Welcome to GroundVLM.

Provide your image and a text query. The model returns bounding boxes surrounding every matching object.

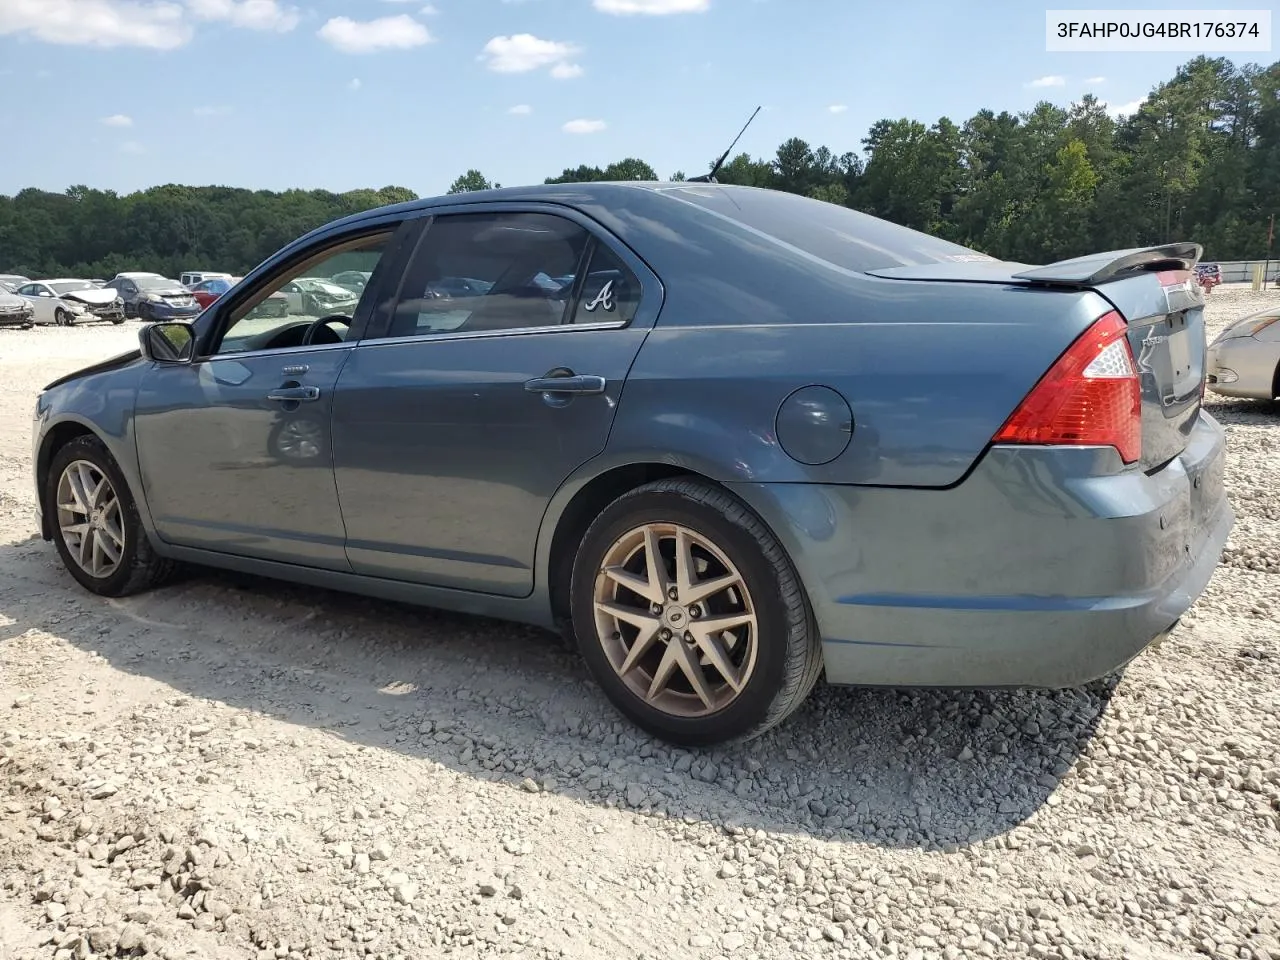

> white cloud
[1106,99,1144,118]
[508,104,533,115]
[827,104,847,114]
[0,0,192,49]
[594,0,708,12]
[187,0,298,31]
[480,33,580,74]
[1028,75,1065,88]
[563,118,606,134]
[419,2,437,11]
[318,14,431,52]
[101,113,133,127]
[348,77,362,90]
[1085,76,1106,84]
[550,61,583,79]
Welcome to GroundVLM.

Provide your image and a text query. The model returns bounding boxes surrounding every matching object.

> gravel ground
[1,288,1278,960]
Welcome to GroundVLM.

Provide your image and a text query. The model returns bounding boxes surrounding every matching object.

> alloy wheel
[56,459,125,579]
[592,522,758,718]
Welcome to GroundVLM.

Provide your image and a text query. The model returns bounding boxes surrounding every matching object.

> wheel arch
[541,460,797,630]
[35,419,101,540]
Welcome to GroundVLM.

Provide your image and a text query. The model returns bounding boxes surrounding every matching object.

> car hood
[43,349,143,391]
[0,292,28,309]
[60,288,119,305]
[139,287,191,298]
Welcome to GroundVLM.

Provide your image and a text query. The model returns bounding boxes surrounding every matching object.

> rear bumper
[729,412,1233,688]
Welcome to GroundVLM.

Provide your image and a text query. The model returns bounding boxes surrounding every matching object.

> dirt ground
[1,288,1278,960]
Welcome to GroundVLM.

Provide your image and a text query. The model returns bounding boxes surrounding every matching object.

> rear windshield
[656,186,996,272]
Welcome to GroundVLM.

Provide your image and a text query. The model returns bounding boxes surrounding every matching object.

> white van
[180,270,232,289]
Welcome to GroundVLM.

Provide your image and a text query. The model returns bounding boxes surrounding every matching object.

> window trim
[362,201,662,344]
[194,215,424,362]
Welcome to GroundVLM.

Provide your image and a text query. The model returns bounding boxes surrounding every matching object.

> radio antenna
[688,105,762,184]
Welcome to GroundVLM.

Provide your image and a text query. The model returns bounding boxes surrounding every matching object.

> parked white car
[15,279,126,326]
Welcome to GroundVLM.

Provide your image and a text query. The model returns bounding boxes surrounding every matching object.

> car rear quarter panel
[590,189,1111,488]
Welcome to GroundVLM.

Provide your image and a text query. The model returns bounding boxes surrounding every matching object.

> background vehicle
[191,276,289,315]
[104,273,202,320]
[330,270,373,294]
[1207,308,1280,400]
[30,184,1232,746]
[0,287,34,328]
[180,270,233,289]
[0,273,30,288]
[279,277,360,316]
[14,279,125,325]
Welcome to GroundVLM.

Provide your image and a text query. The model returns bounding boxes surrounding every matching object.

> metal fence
[1206,260,1280,284]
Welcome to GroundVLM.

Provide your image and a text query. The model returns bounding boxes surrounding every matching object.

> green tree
[447,170,498,194]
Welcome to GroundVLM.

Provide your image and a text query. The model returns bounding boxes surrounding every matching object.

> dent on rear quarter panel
[588,189,1112,487]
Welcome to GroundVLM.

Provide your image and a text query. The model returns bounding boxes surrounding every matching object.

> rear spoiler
[1011,243,1202,288]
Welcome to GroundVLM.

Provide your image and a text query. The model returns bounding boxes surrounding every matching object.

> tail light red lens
[993,310,1142,464]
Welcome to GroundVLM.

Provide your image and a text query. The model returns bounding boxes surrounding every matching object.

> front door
[133,227,402,570]
[332,208,659,596]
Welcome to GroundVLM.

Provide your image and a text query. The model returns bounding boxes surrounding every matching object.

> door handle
[523,374,607,395]
[267,385,320,402]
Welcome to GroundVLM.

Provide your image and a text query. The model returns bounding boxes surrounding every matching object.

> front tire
[55,308,74,327]
[570,478,822,746]
[46,435,175,597]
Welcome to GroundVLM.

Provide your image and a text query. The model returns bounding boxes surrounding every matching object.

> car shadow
[1204,396,1280,425]
[0,535,1116,851]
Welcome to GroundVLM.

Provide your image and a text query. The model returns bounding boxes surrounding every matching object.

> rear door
[332,204,662,596]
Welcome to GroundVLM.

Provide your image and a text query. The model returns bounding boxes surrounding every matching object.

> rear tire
[46,435,175,597]
[570,478,822,746]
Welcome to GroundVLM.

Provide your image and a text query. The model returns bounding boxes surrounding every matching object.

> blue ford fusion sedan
[31,183,1233,746]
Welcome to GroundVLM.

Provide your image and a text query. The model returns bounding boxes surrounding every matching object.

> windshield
[655,185,996,272]
[135,276,181,291]
[49,280,95,295]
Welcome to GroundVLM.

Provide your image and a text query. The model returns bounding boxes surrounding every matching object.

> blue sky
[0,0,1270,197]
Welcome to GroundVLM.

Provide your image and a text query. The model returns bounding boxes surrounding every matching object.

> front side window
[386,212,589,339]
[212,231,391,355]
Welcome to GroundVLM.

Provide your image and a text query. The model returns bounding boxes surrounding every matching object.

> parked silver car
[14,279,126,326]
[1207,308,1280,400]
[0,287,35,328]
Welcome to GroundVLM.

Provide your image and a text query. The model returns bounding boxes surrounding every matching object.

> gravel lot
[1,287,1278,960]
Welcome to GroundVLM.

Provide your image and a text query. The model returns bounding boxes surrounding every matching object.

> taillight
[993,310,1142,464]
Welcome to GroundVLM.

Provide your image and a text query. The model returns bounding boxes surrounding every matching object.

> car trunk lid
[867,243,1207,471]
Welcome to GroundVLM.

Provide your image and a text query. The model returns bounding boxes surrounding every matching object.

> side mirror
[139,321,196,364]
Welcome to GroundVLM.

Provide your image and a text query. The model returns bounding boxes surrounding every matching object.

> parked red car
[190,276,288,316]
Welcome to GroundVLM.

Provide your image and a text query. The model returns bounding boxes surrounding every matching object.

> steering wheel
[300,314,351,346]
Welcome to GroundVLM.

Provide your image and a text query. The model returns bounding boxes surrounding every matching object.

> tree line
[2,56,1277,280]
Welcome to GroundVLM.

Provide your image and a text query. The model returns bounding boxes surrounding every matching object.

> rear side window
[385,212,590,338]
[570,243,640,325]
[655,185,996,272]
